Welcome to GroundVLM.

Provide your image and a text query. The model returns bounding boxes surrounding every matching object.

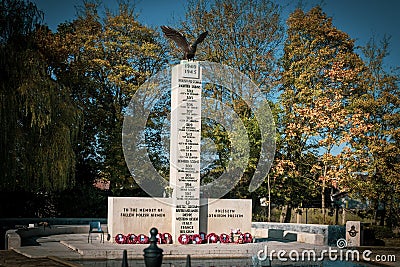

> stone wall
[4,225,95,249]
[252,222,345,245]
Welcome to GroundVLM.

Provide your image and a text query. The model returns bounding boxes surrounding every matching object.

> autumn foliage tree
[277,6,370,222]
[338,38,400,226]
[48,2,165,194]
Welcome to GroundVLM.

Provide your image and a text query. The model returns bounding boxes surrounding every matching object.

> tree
[339,37,400,227]
[179,0,283,94]
[49,1,165,194]
[277,6,370,222]
[169,0,284,203]
[0,0,80,193]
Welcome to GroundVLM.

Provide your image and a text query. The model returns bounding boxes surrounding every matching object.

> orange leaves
[327,59,357,83]
[310,163,322,174]
[278,6,399,218]
[278,5,378,198]
[274,159,296,176]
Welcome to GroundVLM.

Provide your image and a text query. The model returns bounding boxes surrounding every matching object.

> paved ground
[0,250,74,267]
[1,233,325,266]
[1,233,399,266]
[11,233,332,259]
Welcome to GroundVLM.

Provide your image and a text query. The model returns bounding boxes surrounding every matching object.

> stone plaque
[108,197,172,240]
[200,198,252,234]
[170,61,202,241]
[346,220,363,247]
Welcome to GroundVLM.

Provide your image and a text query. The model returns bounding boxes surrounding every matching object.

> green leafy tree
[0,0,80,193]
[179,0,283,94]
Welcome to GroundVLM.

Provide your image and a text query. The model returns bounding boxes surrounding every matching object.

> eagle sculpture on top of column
[161,26,208,60]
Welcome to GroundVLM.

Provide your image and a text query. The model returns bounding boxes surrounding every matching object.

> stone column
[170,60,202,242]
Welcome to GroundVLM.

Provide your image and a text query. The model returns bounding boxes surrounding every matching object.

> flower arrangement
[114,232,253,245]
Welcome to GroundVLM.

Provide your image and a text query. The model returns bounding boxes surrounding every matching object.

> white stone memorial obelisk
[170,60,202,242]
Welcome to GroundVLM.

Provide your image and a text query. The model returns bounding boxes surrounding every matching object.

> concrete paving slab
[13,241,83,260]
[0,250,80,267]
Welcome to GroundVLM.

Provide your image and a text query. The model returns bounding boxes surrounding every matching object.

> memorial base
[108,197,251,243]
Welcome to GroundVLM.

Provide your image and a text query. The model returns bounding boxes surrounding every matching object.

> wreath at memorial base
[178,234,190,244]
[206,233,219,243]
[114,231,251,245]
[219,233,231,243]
[236,234,244,244]
[191,234,203,244]
[156,233,163,244]
[242,233,253,243]
[115,234,126,244]
[199,232,207,244]
[137,234,149,244]
[162,233,173,244]
[126,233,137,244]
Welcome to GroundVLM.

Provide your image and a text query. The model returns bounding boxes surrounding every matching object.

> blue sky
[32,0,399,70]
